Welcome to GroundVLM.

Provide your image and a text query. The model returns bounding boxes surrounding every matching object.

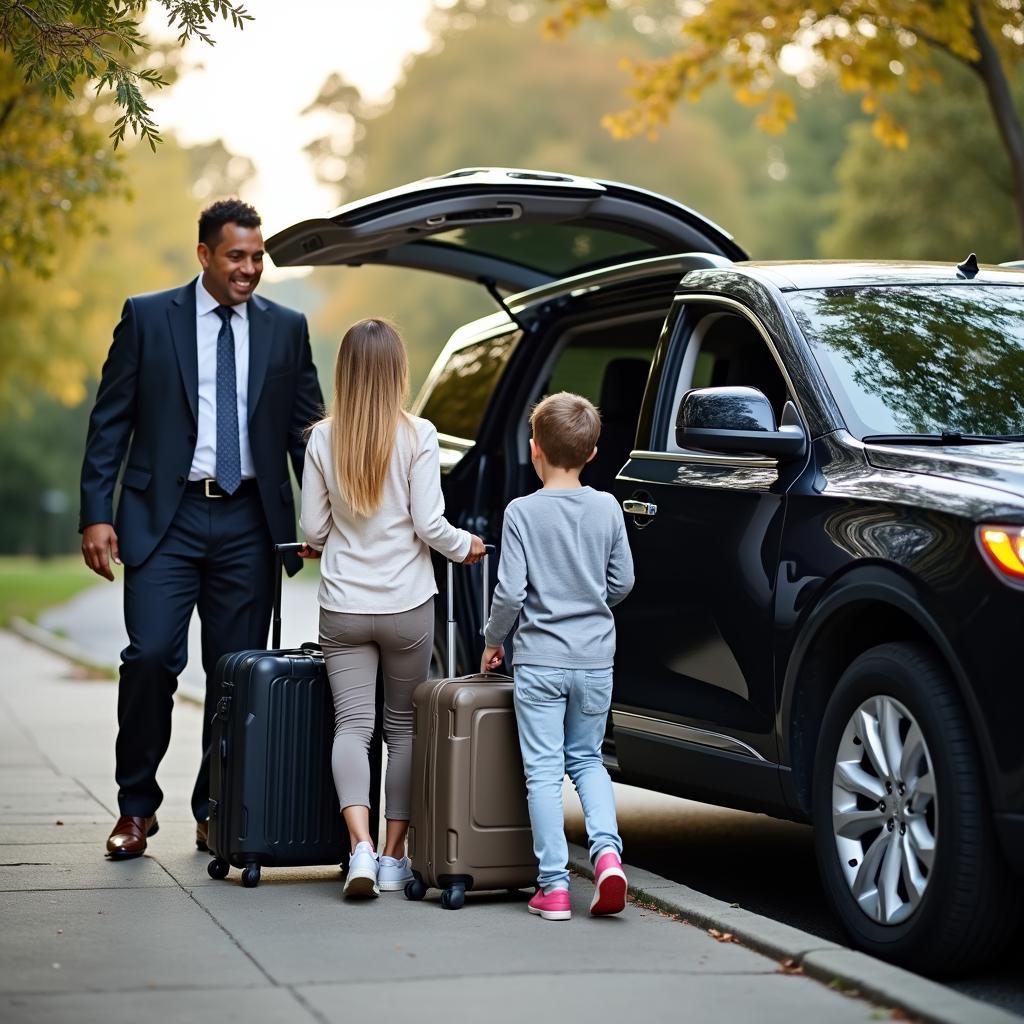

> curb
[6,620,205,705]
[567,843,1019,1024]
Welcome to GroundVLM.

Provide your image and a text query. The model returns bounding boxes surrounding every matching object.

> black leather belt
[185,478,259,498]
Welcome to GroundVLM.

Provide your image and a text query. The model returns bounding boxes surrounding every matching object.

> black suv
[270,169,1024,974]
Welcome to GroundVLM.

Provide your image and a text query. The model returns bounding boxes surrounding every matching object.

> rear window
[423,224,658,277]
[418,330,521,441]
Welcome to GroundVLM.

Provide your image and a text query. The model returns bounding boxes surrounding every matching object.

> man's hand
[481,645,504,673]
[462,535,486,565]
[81,523,121,581]
[297,543,322,559]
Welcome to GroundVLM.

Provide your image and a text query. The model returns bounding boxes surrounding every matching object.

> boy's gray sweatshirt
[483,487,635,669]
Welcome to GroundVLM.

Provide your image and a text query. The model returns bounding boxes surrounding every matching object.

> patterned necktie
[214,305,242,495]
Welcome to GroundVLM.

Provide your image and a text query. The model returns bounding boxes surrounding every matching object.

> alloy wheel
[832,695,938,926]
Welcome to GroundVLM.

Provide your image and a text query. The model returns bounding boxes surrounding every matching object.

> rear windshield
[788,285,1024,438]
[418,330,521,441]
[423,224,658,277]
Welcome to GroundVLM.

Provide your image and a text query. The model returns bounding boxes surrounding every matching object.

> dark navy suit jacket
[79,279,323,575]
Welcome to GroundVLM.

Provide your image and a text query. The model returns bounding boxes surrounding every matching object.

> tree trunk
[968,3,1024,252]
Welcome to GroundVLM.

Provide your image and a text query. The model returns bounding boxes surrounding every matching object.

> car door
[610,296,806,813]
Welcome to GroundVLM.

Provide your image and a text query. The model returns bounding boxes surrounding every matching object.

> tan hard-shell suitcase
[404,552,536,908]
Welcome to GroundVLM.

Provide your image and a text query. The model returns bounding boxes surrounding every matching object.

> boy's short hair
[530,391,602,470]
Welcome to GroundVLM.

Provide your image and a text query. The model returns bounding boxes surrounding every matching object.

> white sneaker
[377,855,414,892]
[343,841,379,898]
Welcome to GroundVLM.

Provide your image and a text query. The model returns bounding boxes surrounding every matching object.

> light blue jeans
[514,664,623,891]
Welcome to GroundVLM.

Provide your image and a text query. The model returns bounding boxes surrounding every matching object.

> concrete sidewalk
[0,630,894,1024]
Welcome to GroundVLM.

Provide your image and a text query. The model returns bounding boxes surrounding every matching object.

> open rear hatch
[266,167,747,293]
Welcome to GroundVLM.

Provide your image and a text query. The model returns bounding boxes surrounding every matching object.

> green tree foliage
[0,135,253,408]
[302,3,863,389]
[0,57,123,277]
[821,57,1024,262]
[0,0,250,148]
[0,1,250,283]
[0,135,255,553]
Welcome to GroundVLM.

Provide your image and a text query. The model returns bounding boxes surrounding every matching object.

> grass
[0,555,98,628]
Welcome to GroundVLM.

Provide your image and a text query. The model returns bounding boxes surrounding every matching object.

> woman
[299,318,484,898]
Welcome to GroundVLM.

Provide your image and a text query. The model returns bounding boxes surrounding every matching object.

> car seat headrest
[598,357,650,420]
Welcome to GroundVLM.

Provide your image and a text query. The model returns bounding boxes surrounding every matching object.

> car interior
[511,310,663,497]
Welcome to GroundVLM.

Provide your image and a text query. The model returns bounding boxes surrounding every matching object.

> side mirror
[676,386,807,460]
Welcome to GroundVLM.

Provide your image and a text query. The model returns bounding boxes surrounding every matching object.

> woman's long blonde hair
[327,317,409,517]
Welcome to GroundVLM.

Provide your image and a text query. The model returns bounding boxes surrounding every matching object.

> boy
[481,391,635,921]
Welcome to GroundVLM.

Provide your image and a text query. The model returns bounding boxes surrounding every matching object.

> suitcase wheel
[207,857,230,880]
[241,864,261,888]
[404,877,427,901]
[440,884,465,910]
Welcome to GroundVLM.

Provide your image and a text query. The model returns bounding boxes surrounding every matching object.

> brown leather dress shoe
[196,820,209,852]
[106,815,158,859]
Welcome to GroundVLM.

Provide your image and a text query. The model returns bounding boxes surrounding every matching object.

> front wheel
[812,641,1021,975]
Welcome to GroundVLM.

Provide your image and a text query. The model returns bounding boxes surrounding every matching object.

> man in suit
[80,199,323,859]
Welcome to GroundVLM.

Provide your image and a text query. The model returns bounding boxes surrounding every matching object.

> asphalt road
[566,783,1024,1017]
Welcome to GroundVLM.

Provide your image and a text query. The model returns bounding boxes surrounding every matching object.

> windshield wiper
[863,432,1024,446]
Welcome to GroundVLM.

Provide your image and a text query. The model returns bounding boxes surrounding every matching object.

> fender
[777,565,998,806]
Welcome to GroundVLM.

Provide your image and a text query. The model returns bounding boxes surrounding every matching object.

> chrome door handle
[623,499,657,517]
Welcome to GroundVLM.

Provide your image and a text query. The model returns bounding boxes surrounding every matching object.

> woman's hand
[462,535,486,565]
[481,645,504,673]
[297,543,322,559]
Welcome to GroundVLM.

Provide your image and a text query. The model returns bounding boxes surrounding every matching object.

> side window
[417,330,521,441]
[662,308,789,452]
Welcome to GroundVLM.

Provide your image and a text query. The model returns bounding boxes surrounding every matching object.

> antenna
[956,253,980,279]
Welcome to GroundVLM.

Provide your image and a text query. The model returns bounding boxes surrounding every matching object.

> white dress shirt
[189,276,256,481]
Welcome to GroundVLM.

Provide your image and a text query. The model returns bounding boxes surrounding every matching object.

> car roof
[728,260,1024,291]
[436,255,1024,353]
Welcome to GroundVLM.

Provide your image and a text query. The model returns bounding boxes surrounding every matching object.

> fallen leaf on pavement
[708,928,738,943]
[778,959,803,975]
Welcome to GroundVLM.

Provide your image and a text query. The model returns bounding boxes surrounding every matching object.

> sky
[145,0,444,264]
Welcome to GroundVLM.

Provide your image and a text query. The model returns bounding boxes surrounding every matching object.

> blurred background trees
[546,1,1024,246]
[2,0,1022,555]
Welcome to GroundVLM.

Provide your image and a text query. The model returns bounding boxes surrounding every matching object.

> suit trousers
[116,487,274,819]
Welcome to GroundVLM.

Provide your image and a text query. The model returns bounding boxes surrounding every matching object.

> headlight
[977,525,1024,583]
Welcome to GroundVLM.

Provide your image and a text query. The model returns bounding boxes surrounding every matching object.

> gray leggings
[319,599,433,821]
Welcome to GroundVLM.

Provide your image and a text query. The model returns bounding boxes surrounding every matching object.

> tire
[241,864,261,889]
[812,641,1022,976]
[207,857,229,880]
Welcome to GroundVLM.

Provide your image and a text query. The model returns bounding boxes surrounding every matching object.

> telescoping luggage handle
[273,542,308,650]
[446,544,495,679]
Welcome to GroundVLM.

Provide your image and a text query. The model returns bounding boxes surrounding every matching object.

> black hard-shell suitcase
[206,542,380,888]
[405,551,536,909]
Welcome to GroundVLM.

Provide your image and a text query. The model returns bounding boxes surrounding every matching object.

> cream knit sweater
[300,415,472,614]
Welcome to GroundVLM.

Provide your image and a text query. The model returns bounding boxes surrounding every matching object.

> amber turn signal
[977,525,1024,581]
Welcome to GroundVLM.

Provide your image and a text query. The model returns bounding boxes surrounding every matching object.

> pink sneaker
[590,850,627,916]
[528,887,571,921]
